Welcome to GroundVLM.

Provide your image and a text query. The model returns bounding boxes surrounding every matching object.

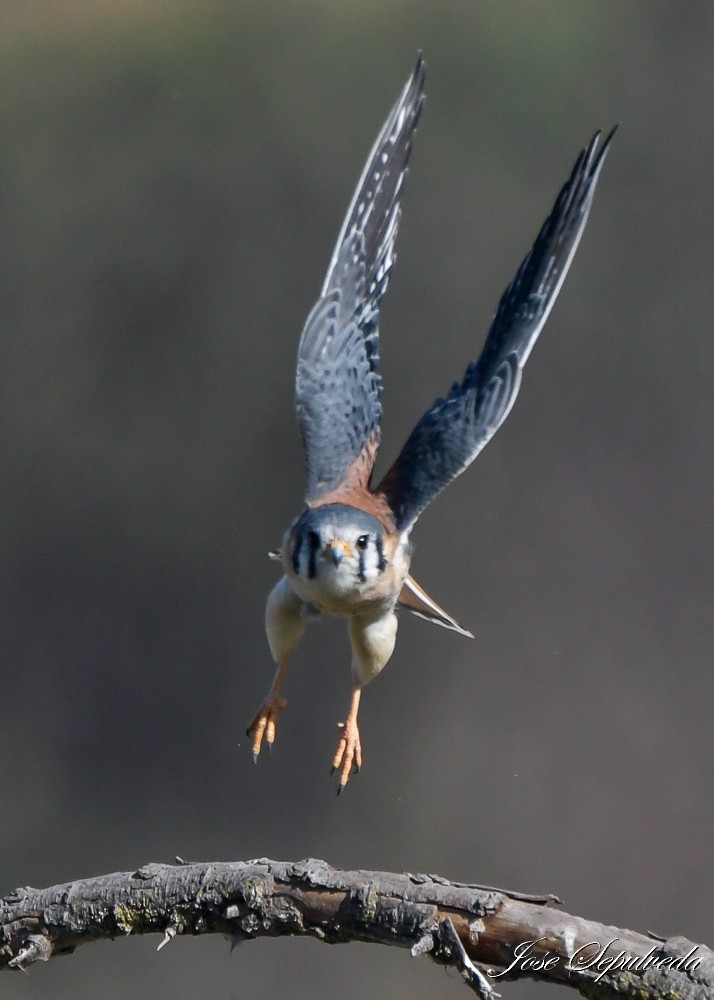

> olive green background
[1,3,712,999]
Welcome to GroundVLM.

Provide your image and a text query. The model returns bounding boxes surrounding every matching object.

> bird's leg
[332,610,397,792]
[332,685,362,793]
[246,657,289,762]
[248,576,305,763]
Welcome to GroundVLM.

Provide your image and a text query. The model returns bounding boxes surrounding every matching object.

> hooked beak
[323,539,351,566]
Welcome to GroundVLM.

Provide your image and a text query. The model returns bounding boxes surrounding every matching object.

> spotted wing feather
[296,56,425,504]
[379,128,616,531]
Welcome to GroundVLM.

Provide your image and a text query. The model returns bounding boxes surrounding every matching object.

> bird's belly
[286,568,401,619]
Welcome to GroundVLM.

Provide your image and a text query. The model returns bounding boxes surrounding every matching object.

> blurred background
[1,2,712,998]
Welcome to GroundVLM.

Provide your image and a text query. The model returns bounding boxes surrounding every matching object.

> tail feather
[398,575,473,638]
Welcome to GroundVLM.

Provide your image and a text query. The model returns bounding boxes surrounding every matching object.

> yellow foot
[331,719,362,794]
[246,696,287,762]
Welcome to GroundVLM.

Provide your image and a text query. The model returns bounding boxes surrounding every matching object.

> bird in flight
[247,56,614,791]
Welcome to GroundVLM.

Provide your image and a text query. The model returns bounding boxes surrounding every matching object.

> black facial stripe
[306,529,319,579]
[357,546,366,583]
[292,533,303,576]
[375,535,387,572]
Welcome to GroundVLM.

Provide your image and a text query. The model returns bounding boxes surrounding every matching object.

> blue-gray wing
[296,56,425,505]
[379,128,616,531]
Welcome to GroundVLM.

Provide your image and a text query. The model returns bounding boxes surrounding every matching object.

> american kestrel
[247,56,614,791]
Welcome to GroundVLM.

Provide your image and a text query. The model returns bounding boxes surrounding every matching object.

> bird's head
[286,503,391,592]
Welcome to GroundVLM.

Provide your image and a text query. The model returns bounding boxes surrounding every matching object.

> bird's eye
[356,534,369,550]
[307,530,320,549]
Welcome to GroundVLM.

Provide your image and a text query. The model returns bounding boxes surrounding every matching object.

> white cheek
[357,541,386,583]
[294,545,312,579]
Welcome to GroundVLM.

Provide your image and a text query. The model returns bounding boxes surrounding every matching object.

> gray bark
[1,858,711,999]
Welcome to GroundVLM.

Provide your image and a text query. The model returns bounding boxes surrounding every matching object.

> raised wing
[296,56,426,505]
[378,128,616,531]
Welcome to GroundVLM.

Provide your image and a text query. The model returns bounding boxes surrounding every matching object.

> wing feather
[378,127,616,531]
[296,56,426,504]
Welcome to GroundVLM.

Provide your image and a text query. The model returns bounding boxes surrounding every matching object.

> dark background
[1,3,712,999]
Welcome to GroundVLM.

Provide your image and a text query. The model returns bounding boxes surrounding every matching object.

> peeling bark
[1,858,711,999]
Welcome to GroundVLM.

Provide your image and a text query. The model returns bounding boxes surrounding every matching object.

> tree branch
[1,858,711,998]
